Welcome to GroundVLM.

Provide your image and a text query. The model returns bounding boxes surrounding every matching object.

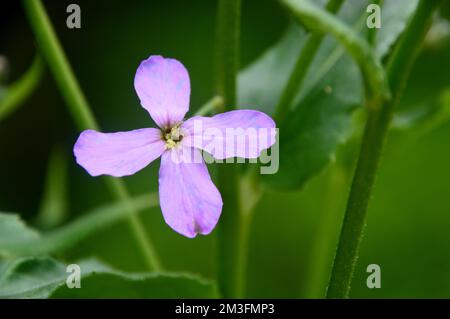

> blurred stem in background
[272,0,346,298]
[302,164,348,298]
[22,0,162,272]
[274,0,345,125]
[35,145,69,229]
[0,54,44,121]
[214,0,242,298]
[327,0,443,298]
[194,95,224,116]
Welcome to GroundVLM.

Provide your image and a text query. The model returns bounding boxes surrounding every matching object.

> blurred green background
[1,0,450,298]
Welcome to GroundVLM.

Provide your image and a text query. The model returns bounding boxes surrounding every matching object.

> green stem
[274,0,344,124]
[214,0,241,298]
[194,95,224,116]
[235,172,263,298]
[326,0,442,298]
[22,0,162,272]
[302,164,347,298]
[0,54,44,121]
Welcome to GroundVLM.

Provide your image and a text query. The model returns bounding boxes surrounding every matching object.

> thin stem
[22,0,162,271]
[274,0,345,124]
[106,178,162,271]
[214,0,241,298]
[302,164,347,298]
[235,172,263,298]
[0,54,44,121]
[326,0,442,298]
[194,95,224,116]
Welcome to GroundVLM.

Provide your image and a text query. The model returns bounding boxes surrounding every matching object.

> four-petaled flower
[74,55,276,238]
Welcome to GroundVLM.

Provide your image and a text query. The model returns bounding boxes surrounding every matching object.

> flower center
[163,124,183,149]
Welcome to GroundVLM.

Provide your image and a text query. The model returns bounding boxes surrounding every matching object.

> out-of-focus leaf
[51,272,219,299]
[0,214,40,250]
[238,0,368,115]
[0,54,44,121]
[35,146,68,229]
[393,88,450,134]
[376,0,419,58]
[0,193,158,257]
[238,0,419,189]
[0,257,219,299]
[264,56,363,189]
[0,257,110,298]
[238,23,307,115]
[425,17,450,49]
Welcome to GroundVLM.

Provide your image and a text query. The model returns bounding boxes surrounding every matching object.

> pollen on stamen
[163,124,183,149]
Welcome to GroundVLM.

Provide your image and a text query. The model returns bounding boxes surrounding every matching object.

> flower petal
[74,128,165,177]
[158,147,222,238]
[134,55,190,128]
[183,110,276,159]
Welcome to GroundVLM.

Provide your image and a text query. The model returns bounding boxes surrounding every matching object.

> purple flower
[74,55,276,238]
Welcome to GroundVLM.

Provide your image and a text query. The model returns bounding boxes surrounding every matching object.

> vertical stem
[326,0,442,298]
[274,0,345,124]
[302,164,347,298]
[214,0,241,298]
[22,0,162,271]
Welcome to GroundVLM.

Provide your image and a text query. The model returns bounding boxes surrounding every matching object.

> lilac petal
[134,55,190,128]
[183,110,276,159]
[158,147,222,238]
[74,128,165,177]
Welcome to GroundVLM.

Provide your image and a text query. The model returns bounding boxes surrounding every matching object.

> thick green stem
[326,0,442,298]
[214,0,241,298]
[22,0,162,272]
[274,0,344,124]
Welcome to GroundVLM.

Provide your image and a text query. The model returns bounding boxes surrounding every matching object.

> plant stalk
[214,0,242,298]
[326,0,442,298]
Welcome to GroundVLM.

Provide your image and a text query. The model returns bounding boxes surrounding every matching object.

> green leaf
[393,87,450,134]
[238,0,419,189]
[0,214,40,252]
[281,0,389,101]
[0,257,110,298]
[0,193,158,257]
[376,0,419,58]
[238,1,368,115]
[0,54,44,121]
[238,23,308,115]
[51,272,219,298]
[264,55,363,189]
[0,257,219,299]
